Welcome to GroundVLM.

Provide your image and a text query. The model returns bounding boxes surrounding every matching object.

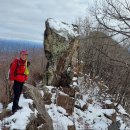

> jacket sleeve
[9,59,18,81]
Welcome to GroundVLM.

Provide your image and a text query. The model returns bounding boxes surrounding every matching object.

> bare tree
[92,0,130,43]
[77,16,130,113]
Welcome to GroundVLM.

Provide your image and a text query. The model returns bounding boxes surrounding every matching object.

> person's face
[20,54,28,61]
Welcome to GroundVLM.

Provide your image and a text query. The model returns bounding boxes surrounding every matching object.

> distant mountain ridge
[0,38,43,52]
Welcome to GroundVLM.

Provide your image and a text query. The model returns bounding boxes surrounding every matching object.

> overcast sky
[0,0,93,42]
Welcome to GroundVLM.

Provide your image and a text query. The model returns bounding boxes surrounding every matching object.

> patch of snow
[67,67,71,72]
[2,94,35,130]
[117,104,128,115]
[87,106,104,117]
[117,116,129,130]
[104,100,113,104]
[92,119,109,130]
[37,124,44,129]
[102,109,115,115]
[46,104,73,130]
[40,90,44,97]
[57,106,67,115]
[120,123,128,130]
[73,82,78,86]
[48,18,79,41]
[59,91,68,96]
[34,109,38,117]
[51,93,56,103]
[0,103,3,113]
[78,99,86,108]
[72,77,78,81]
[82,95,89,102]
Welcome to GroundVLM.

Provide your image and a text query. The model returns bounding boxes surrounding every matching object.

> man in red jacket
[9,50,28,113]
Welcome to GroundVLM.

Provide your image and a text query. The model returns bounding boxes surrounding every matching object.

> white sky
[0,0,93,42]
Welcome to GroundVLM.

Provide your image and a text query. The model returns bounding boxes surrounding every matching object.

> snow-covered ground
[0,85,130,130]
[0,94,37,130]
[44,86,130,130]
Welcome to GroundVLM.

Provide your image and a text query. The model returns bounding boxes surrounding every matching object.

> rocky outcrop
[43,18,79,87]
[24,84,54,130]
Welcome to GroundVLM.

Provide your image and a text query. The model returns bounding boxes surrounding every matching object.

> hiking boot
[12,109,17,114]
[17,106,23,110]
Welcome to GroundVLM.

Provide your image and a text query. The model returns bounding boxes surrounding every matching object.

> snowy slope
[0,84,130,130]
[44,86,130,130]
[0,95,37,130]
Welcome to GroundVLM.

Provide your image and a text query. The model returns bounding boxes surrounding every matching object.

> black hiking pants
[12,80,24,111]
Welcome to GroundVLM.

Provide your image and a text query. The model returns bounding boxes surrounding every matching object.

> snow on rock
[102,109,115,115]
[76,99,86,108]
[117,116,130,130]
[73,103,112,130]
[40,90,44,97]
[57,106,67,115]
[45,86,113,130]
[47,18,79,40]
[45,104,73,130]
[0,103,3,113]
[45,85,68,96]
[44,85,130,130]
[73,81,78,86]
[44,85,54,92]
[0,103,3,130]
[117,104,129,115]
[1,94,36,130]
[37,124,44,129]
[44,75,130,130]
[72,77,78,81]
[104,100,113,104]
[93,120,109,130]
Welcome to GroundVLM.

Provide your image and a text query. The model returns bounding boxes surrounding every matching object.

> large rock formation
[43,18,79,87]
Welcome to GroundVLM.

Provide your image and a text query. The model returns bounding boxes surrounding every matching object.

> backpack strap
[24,60,29,75]
[14,58,20,76]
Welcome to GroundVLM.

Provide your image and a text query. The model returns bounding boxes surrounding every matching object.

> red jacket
[9,58,28,82]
